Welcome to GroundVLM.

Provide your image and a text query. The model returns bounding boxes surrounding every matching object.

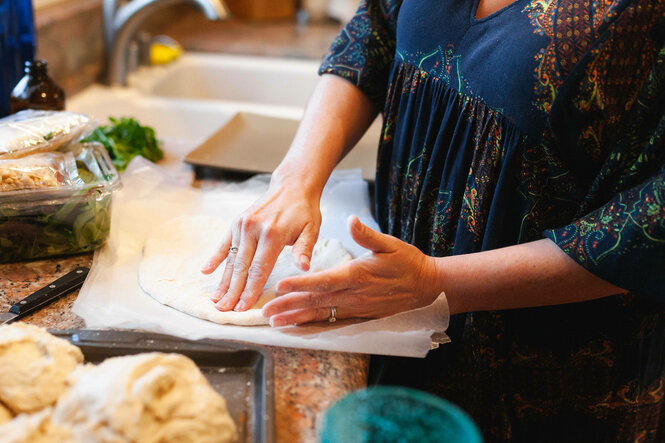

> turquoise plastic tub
[319,386,483,443]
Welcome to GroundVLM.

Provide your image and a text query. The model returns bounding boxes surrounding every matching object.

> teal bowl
[319,386,483,443]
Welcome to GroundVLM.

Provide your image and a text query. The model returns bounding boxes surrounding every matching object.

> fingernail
[215,299,229,310]
[270,317,286,327]
[300,255,310,271]
[262,306,272,317]
[234,302,246,312]
[276,281,289,293]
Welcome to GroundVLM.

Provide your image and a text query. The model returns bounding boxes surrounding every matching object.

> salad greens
[0,188,112,262]
[0,143,119,263]
[83,117,163,171]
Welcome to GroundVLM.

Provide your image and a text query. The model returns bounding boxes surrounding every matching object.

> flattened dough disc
[138,215,352,326]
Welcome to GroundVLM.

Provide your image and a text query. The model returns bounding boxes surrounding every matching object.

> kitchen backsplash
[33,1,341,97]
[35,0,104,95]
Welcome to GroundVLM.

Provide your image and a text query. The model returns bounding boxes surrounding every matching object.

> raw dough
[0,325,239,442]
[0,402,12,424]
[138,215,352,325]
[0,408,73,443]
[52,352,238,443]
[0,323,83,414]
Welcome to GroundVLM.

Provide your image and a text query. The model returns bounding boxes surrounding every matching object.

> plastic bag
[0,151,81,191]
[0,110,96,159]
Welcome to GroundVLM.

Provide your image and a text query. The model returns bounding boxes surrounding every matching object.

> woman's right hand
[200,178,322,313]
[201,73,377,313]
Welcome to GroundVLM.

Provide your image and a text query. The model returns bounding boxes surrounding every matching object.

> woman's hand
[262,215,441,326]
[201,179,322,312]
[201,74,378,313]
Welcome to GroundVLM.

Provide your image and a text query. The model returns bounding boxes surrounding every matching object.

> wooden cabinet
[224,0,297,20]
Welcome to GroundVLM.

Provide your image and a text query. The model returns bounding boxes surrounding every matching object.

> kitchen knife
[0,267,89,325]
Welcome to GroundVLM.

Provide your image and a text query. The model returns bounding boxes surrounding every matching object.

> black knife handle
[9,267,89,317]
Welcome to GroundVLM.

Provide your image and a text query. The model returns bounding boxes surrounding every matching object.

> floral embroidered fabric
[320,0,665,441]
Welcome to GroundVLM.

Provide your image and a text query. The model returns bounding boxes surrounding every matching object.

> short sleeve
[541,3,665,297]
[318,0,402,106]
[544,162,665,296]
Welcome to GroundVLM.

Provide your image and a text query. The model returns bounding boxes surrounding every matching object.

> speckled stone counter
[0,255,369,442]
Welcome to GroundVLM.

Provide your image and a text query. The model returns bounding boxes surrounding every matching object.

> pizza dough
[52,352,238,443]
[0,323,83,414]
[0,409,73,443]
[0,324,238,442]
[138,215,352,326]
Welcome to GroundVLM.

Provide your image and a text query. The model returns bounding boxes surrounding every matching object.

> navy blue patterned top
[320,0,665,440]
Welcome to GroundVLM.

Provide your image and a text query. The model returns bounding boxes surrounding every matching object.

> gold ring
[328,306,337,323]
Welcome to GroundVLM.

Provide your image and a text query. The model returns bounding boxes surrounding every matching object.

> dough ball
[0,323,83,414]
[0,402,12,424]
[53,352,238,443]
[0,408,73,443]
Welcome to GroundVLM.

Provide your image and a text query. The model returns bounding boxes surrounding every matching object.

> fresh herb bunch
[83,117,163,171]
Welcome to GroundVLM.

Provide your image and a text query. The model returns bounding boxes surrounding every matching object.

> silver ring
[328,306,337,323]
[229,246,239,254]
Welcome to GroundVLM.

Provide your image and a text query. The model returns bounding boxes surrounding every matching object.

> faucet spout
[106,0,229,86]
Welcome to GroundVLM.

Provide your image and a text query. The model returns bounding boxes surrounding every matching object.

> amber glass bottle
[10,60,65,113]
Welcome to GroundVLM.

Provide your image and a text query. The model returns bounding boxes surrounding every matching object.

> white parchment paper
[73,158,449,358]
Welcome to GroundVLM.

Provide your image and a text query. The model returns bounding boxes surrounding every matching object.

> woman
[202,0,665,440]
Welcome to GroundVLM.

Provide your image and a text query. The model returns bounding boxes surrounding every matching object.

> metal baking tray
[51,329,274,443]
[184,112,379,181]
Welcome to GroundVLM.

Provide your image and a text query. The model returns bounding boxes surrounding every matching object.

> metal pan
[52,329,274,443]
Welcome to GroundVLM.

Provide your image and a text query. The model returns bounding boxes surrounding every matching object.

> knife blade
[0,267,89,325]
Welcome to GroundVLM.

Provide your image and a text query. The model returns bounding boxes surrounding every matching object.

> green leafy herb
[82,117,163,171]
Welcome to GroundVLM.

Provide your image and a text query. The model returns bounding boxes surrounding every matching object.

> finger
[347,215,397,253]
[212,222,241,302]
[216,231,258,311]
[276,264,353,294]
[269,306,340,327]
[291,224,319,271]
[234,234,284,311]
[201,231,232,274]
[211,246,237,303]
[262,291,343,318]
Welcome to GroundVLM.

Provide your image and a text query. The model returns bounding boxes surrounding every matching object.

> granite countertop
[0,255,369,442]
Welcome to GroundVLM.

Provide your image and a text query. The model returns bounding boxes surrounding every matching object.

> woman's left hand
[262,215,441,326]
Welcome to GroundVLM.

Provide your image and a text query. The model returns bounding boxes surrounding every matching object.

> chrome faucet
[103,0,229,86]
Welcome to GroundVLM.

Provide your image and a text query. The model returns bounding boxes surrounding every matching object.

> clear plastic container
[0,142,121,263]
